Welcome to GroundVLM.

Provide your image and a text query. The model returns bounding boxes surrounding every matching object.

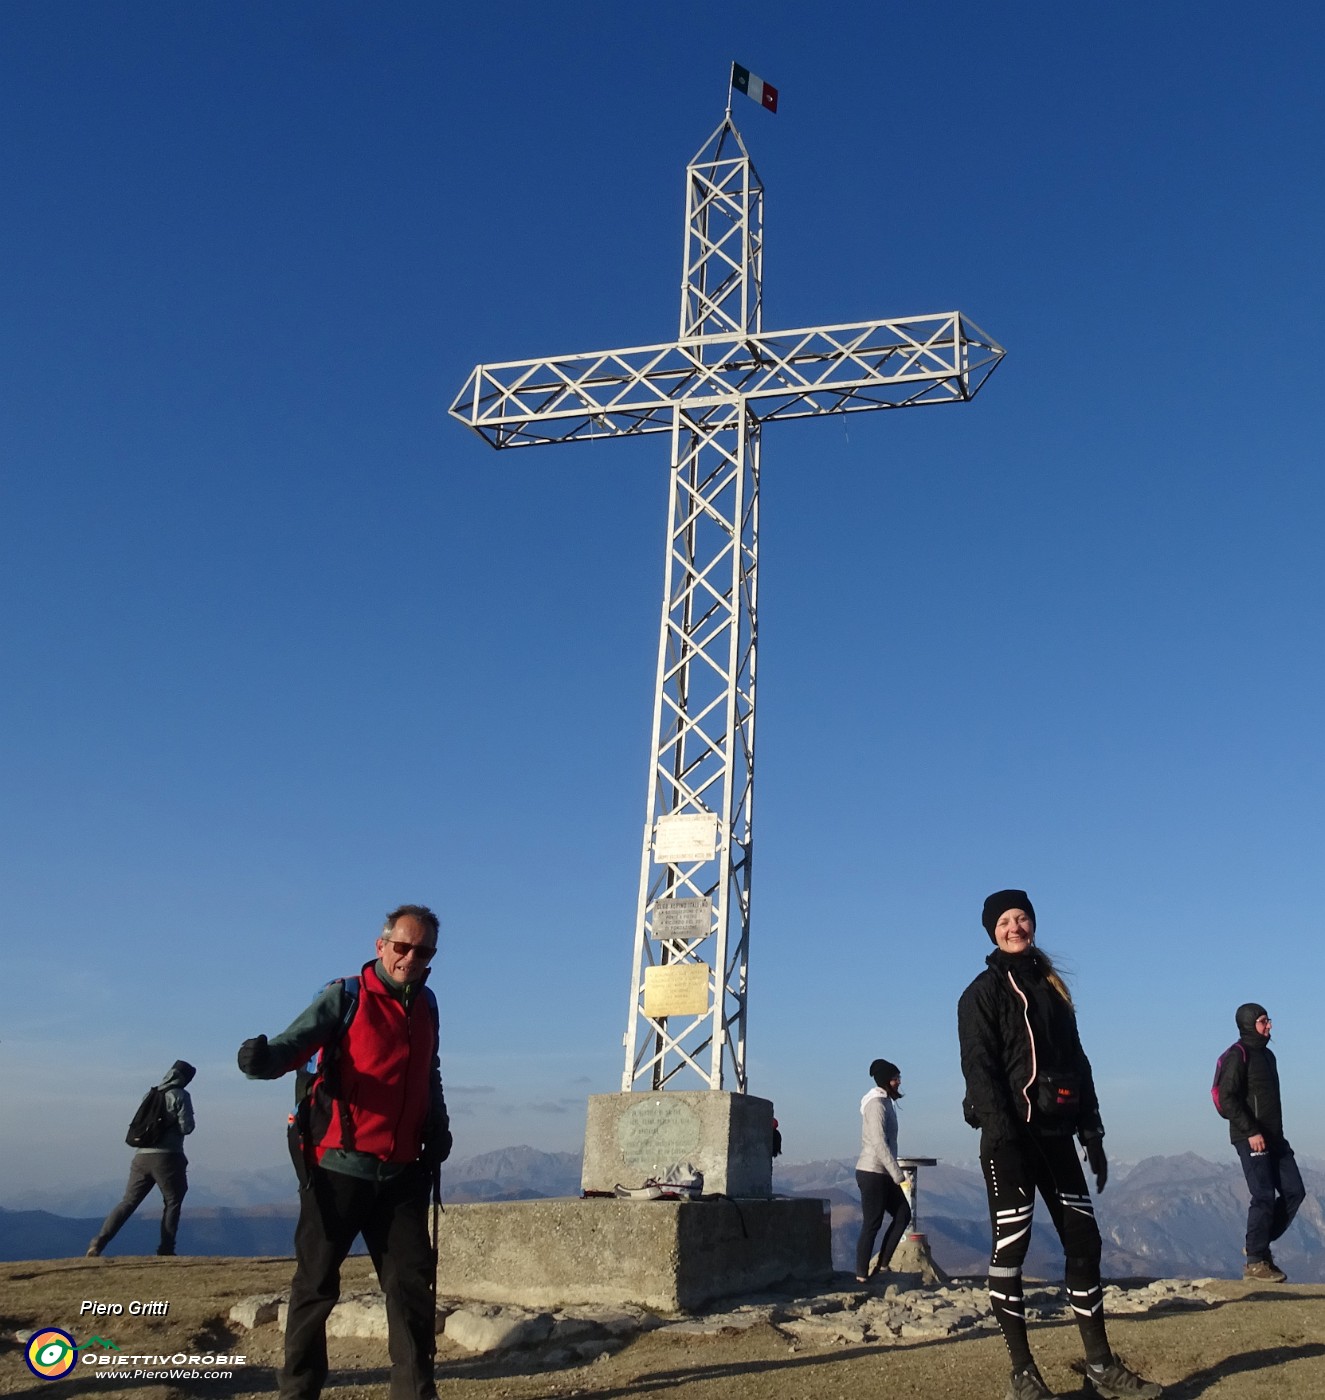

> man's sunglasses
[383,940,436,962]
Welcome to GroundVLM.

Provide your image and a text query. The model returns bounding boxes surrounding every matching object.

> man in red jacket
[239,905,450,1400]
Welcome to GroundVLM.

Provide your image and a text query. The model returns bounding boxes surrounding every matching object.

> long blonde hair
[1033,946,1074,1009]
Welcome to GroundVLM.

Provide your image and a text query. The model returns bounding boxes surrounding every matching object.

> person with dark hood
[854,1057,910,1283]
[1213,1002,1304,1282]
[87,1059,196,1257]
[958,891,1161,1400]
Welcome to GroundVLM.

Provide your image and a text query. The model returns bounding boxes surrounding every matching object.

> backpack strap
[299,976,360,1075]
[290,976,363,1179]
[421,984,439,1044]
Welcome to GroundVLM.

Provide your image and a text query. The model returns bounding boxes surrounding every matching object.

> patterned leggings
[982,1134,1110,1370]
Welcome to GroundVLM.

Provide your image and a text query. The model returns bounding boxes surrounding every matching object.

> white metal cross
[452,114,1004,1095]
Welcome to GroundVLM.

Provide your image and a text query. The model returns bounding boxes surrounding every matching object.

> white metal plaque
[653,812,718,864]
[650,896,712,939]
[643,963,710,1017]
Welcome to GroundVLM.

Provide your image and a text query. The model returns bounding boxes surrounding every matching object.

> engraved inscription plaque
[616,1096,703,1171]
[651,896,712,939]
[643,963,709,1017]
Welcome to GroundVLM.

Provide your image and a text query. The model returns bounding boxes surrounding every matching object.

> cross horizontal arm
[450,314,1005,448]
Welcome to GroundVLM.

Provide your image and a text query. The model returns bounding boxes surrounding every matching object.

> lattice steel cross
[451,114,1003,1095]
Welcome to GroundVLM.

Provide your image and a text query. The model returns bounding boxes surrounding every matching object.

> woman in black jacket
[957,890,1161,1400]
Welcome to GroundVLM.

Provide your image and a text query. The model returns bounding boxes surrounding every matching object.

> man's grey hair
[382,904,440,945]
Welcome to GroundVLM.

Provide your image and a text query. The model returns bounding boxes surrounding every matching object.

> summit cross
[451,113,1004,1096]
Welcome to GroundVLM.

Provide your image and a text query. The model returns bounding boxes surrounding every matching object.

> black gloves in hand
[423,1125,453,1167]
[237,1035,271,1077]
[1083,1136,1108,1193]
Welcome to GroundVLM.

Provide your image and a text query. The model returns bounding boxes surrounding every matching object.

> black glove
[423,1124,453,1168]
[980,1126,1013,1159]
[1083,1136,1108,1193]
[237,1035,271,1078]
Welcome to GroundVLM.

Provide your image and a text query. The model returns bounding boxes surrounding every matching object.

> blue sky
[3,3,1323,1206]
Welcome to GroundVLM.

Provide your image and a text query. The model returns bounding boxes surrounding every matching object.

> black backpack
[125,1086,172,1148]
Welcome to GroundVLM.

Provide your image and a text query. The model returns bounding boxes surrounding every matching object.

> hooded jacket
[958,948,1103,1150]
[1214,1002,1289,1147]
[137,1060,196,1155]
[856,1087,903,1182]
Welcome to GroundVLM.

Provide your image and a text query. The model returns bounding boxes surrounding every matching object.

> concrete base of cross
[436,1196,833,1314]
[580,1090,775,1197]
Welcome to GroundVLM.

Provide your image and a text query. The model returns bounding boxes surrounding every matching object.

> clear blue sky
[4,3,1323,1205]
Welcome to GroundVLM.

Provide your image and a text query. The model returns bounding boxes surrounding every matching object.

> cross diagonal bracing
[450,314,1003,450]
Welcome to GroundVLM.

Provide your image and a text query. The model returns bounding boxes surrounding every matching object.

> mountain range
[4,1148,1322,1282]
[778,1151,1325,1283]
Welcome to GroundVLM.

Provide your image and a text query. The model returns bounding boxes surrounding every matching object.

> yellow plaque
[643,963,710,1017]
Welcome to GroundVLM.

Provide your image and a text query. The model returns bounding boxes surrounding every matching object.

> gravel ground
[2,1256,1323,1400]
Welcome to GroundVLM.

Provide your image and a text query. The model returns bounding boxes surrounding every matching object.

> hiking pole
[429,1161,442,1334]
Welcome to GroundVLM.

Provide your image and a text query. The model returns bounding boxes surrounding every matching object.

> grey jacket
[137,1060,196,1156]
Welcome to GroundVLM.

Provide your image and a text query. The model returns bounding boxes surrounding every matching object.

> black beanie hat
[982,889,1035,943]
[1235,1002,1268,1035]
[870,1058,900,1088]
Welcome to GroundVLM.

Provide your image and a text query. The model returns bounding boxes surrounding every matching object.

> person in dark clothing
[87,1060,196,1258]
[958,891,1161,1400]
[1213,1002,1304,1282]
[238,904,451,1400]
[854,1058,910,1283]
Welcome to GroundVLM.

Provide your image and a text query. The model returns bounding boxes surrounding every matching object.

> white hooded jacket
[855,1086,902,1183]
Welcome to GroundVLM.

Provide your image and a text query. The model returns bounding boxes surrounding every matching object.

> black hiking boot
[1084,1354,1162,1399]
[1006,1362,1058,1400]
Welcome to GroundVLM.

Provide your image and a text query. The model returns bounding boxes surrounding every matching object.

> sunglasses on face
[383,940,436,962]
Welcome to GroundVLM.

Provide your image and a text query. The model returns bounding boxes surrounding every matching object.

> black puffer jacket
[1214,1003,1288,1146]
[958,948,1104,1150]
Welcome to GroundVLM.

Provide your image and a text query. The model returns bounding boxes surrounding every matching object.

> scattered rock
[225,1276,1218,1362]
[781,1315,868,1345]
[228,1293,283,1329]
[326,1292,391,1340]
[444,1305,553,1353]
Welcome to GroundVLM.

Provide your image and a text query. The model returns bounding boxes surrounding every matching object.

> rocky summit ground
[1,1255,1323,1400]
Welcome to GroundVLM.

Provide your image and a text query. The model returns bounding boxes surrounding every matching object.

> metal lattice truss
[680,121,762,339]
[622,405,759,1091]
[449,314,1004,451]
[450,115,1005,1094]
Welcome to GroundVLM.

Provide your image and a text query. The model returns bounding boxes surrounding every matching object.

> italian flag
[731,62,778,114]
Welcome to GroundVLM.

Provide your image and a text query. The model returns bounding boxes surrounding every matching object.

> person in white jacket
[855,1057,910,1283]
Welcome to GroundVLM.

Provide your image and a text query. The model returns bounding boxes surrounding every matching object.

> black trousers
[982,1133,1109,1370]
[94,1152,188,1254]
[282,1163,436,1400]
[854,1169,911,1277]
[1234,1138,1306,1262]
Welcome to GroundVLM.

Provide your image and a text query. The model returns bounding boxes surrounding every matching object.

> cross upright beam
[451,114,1004,1095]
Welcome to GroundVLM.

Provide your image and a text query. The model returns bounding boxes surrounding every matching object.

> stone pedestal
[889,1233,949,1286]
[435,1196,832,1314]
[580,1091,774,1197]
